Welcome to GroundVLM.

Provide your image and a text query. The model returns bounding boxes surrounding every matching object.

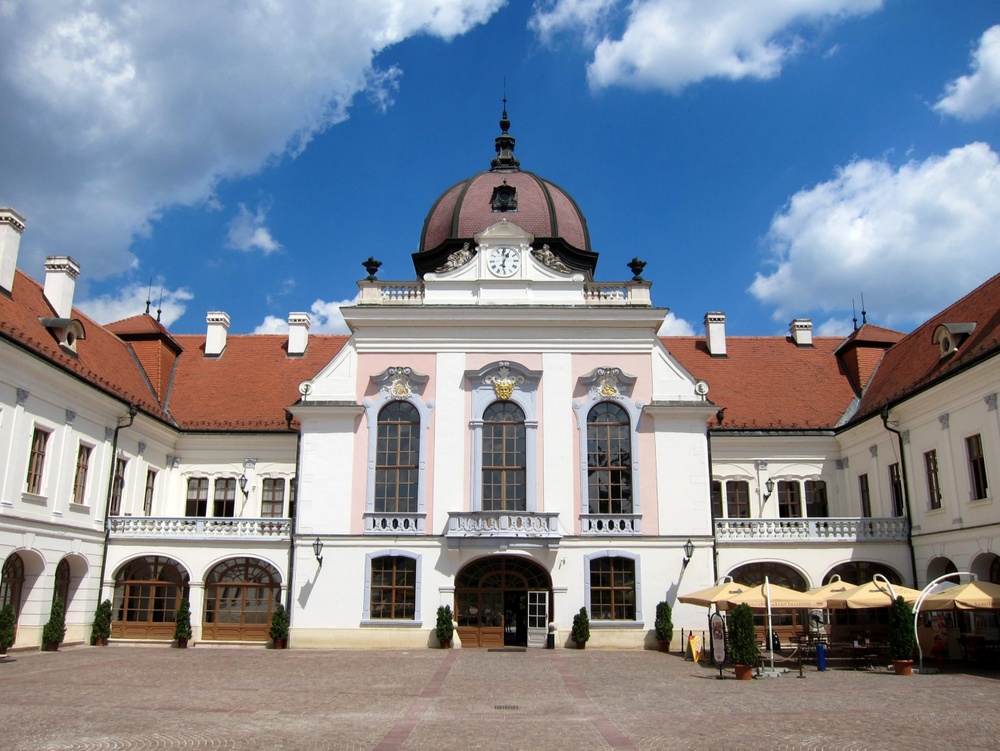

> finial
[627,257,647,281]
[156,287,163,323]
[861,292,867,325]
[362,256,382,281]
[852,300,858,332]
[491,95,520,171]
[145,278,152,315]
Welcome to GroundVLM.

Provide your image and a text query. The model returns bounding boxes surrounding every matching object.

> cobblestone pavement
[1,646,998,750]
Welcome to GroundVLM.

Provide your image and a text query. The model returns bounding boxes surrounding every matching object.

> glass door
[527,590,548,648]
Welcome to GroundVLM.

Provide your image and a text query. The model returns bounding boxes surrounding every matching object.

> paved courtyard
[1,645,998,750]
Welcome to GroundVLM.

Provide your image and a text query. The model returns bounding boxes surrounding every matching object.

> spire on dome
[490,97,520,171]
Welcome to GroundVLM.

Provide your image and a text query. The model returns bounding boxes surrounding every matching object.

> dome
[413,105,597,278]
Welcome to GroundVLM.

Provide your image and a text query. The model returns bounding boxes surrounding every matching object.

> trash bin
[546,633,555,649]
[816,641,827,671]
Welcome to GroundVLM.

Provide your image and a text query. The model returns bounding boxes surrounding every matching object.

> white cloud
[78,282,194,328]
[0,1,504,277]
[934,25,1000,121]
[750,142,1000,330]
[657,311,695,336]
[253,296,357,335]
[815,317,852,337]
[226,203,282,254]
[530,0,882,92]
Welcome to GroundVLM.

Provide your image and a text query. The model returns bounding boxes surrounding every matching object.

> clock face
[488,247,520,277]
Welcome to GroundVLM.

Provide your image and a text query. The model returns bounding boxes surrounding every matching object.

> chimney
[790,318,813,347]
[0,207,26,293]
[205,311,230,356]
[43,256,81,318]
[704,312,727,357]
[288,312,310,356]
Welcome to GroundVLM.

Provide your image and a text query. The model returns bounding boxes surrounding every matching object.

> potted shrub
[91,599,112,646]
[173,598,192,648]
[435,604,454,648]
[654,600,673,652]
[727,603,758,680]
[0,603,16,656]
[570,607,590,649]
[42,596,66,652]
[889,595,915,675]
[269,602,289,649]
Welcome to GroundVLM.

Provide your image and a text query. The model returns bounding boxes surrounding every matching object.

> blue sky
[2,1,999,337]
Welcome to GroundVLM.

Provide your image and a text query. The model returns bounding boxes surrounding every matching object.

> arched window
[376,401,420,514]
[203,557,281,641]
[729,562,807,590]
[482,401,526,512]
[586,553,640,621]
[824,561,901,586]
[0,553,25,619]
[368,555,417,620]
[54,558,71,610]
[587,403,632,514]
[112,556,189,639]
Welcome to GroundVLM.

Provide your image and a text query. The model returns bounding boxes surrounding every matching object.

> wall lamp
[682,539,695,567]
[763,478,775,502]
[238,473,249,497]
[312,537,324,566]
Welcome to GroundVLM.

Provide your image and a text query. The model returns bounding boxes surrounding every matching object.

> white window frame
[584,550,643,624]
[361,549,422,626]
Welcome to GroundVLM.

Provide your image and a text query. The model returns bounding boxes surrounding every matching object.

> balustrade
[364,513,425,535]
[714,517,908,543]
[108,516,290,540]
[446,511,560,538]
[580,514,642,535]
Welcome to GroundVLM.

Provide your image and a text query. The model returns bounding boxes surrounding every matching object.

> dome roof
[413,105,597,278]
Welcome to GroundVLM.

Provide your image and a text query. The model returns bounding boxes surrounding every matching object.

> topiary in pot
[654,600,673,651]
[269,602,289,649]
[91,599,112,646]
[42,596,67,651]
[435,605,454,648]
[0,603,16,655]
[173,598,192,648]
[727,603,758,679]
[571,607,590,649]
[889,595,915,675]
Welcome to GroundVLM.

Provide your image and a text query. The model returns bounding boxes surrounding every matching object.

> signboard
[710,613,726,665]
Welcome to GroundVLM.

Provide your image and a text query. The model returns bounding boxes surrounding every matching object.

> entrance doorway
[455,556,551,648]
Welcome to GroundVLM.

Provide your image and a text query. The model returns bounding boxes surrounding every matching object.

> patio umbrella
[919,580,1000,610]
[678,580,748,608]
[826,580,922,609]
[722,583,826,610]
[806,575,856,599]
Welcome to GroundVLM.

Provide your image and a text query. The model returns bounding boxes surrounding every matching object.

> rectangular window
[726,481,750,518]
[26,427,50,495]
[777,481,801,518]
[805,480,828,517]
[214,478,236,517]
[110,458,128,515]
[289,478,297,520]
[966,434,989,501]
[710,481,723,518]
[186,477,209,516]
[261,478,285,518]
[859,474,872,518]
[924,449,942,510]
[72,444,92,505]
[369,556,416,620]
[143,469,157,516]
[889,463,904,517]
[589,556,636,621]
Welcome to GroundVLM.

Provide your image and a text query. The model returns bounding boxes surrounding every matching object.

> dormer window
[490,181,517,212]
[39,317,86,354]
[931,322,975,358]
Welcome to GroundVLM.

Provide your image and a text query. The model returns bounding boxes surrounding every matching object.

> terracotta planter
[272,639,285,650]
[43,642,59,652]
[892,659,913,676]
[175,638,188,649]
[657,640,671,652]
[439,640,451,649]
[734,664,754,680]
[94,637,108,647]
[576,641,586,650]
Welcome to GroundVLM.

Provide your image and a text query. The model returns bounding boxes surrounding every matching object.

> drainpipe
[96,403,138,604]
[880,406,919,586]
[706,427,719,583]
[284,409,301,642]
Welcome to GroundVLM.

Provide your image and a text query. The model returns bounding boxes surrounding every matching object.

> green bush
[435,605,454,644]
[173,598,192,642]
[889,596,915,661]
[269,602,289,643]
[571,607,590,644]
[727,603,758,666]
[42,596,67,647]
[0,603,16,653]
[654,601,673,643]
[91,599,112,643]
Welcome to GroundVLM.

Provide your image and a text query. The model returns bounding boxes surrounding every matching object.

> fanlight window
[482,401,526,512]
[375,401,420,514]
[587,402,632,514]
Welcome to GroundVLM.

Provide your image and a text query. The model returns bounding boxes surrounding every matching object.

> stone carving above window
[578,367,637,400]
[371,366,429,400]
[485,362,525,400]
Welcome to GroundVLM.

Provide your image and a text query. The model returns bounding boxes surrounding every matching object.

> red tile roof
[666,336,859,430]
[166,334,349,431]
[0,270,168,420]
[854,273,1000,422]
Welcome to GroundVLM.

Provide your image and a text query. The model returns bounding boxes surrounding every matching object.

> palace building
[1,112,998,650]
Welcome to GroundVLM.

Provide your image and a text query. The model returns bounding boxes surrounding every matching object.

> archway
[202,557,281,641]
[727,561,809,644]
[0,554,25,624]
[926,556,959,584]
[455,555,551,648]
[823,561,902,586]
[111,556,190,639]
[970,552,1000,584]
